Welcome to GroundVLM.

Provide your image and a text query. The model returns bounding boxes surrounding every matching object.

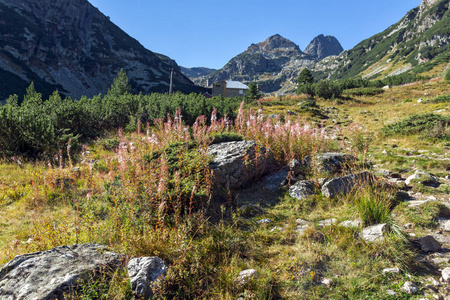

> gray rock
[420,235,443,252]
[289,180,316,200]
[297,225,311,235]
[431,234,450,244]
[127,257,168,300]
[296,219,310,225]
[0,244,124,300]
[303,152,356,175]
[360,223,388,242]
[208,141,276,190]
[405,170,439,186]
[401,281,419,294]
[339,219,362,228]
[318,218,337,227]
[322,171,375,198]
[387,289,397,296]
[383,267,400,274]
[237,269,257,285]
[261,168,290,192]
[257,218,272,224]
[439,219,450,232]
[441,267,450,283]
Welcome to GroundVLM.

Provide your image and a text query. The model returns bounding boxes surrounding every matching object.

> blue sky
[88,0,421,69]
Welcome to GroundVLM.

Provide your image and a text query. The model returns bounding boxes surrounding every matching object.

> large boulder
[208,141,276,190]
[303,152,356,175]
[321,171,375,198]
[0,244,124,300]
[128,257,168,300]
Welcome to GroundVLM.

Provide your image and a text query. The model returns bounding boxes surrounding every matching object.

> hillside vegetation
[0,74,449,299]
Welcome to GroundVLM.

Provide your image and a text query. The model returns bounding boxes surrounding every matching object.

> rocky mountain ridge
[0,0,198,100]
[198,34,343,94]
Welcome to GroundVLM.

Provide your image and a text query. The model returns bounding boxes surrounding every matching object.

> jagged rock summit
[0,0,197,100]
[246,34,303,58]
[304,34,344,60]
[203,34,343,94]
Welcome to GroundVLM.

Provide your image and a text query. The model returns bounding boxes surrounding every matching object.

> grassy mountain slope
[315,0,450,80]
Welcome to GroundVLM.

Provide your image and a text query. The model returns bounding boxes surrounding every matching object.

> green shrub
[381,113,450,140]
[424,94,450,103]
[342,87,384,96]
[354,187,394,226]
[445,68,450,82]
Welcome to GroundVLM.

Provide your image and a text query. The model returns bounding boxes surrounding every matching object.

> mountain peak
[246,34,302,57]
[304,34,343,59]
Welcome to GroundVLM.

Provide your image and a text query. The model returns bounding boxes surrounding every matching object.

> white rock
[339,219,362,228]
[387,289,397,296]
[441,267,450,283]
[318,218,337,227]
[296,218,310,225]
[297,225,311,235]
[401,281,419,294]
[382,267,400,274]
[237,269,257,285]
[360,224,387,242]
[321,278,332,286]
[257,218,272,224]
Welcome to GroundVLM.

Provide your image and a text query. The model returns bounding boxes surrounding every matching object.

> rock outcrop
[208,140,276,190]
[321,171,374,198]
[0,244,124,299]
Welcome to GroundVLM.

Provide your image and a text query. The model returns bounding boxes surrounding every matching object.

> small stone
[387,290,397,296]
[383,267,400,274]
[404,223,414,229]
[441,220,450,232]
[420,235,442,252]
[441,267,450,283]
[321,278,332,286]
[296,219,310,225]
[339,219,362,228]
[382,150,388,154]
[297,225,311,235]
[318,218,337,227]
[360,223,387,242]
[257,218,272,224]
[72,167,80,172]
[237,269,257,285]
[401,281,419,294]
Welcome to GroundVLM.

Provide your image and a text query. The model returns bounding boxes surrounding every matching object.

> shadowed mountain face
[0,0,198,100]
[200,34,342,94]
[314,0,450,80]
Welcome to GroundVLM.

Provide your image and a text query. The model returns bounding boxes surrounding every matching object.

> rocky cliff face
[314,0,450,80]
[0,0,196,100]
[180,67,217,84]
[304,34,344,60]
